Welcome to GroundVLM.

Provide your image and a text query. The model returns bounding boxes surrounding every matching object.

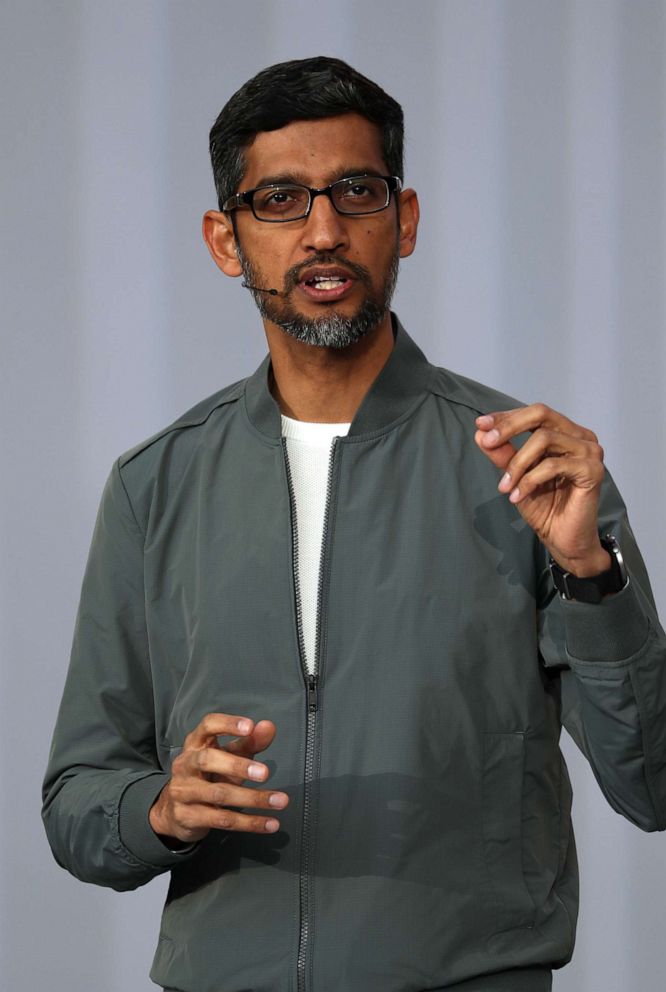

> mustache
[283,254,373,292]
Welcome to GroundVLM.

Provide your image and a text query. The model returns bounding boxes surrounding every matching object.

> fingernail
[248,763,265,780]
[265,819,280,832]
[509,488,521,503]
[269,793,288,808]
[482,429,501,446]
[498,472,512,492]
[237,719,252,733]
[476,414,495,427]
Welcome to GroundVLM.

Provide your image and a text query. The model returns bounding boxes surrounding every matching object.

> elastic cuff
[563,576,649,664]
[118,773,199,868]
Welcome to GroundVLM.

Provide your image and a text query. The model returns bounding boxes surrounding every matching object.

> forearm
[538,466,666,830]
[561,580,666,832]
[42,766,188,890]
[43,460,198,888]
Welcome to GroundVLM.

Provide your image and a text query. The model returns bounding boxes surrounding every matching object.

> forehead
[241,113,387,188]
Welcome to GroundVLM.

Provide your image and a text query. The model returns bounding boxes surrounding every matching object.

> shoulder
[427,363,526,419]
[113,377,248,522]
[118,376,247,472]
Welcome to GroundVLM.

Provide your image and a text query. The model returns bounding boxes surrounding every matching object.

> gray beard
[237,248,400,349]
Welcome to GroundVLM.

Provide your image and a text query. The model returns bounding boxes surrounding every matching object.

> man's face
[227,113,414,349]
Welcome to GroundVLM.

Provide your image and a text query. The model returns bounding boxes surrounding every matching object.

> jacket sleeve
[538,468,666,832]
[42,459,197,890]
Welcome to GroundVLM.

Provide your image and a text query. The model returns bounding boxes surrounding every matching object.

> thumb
[474,431,515,473]
[226,719,277,758]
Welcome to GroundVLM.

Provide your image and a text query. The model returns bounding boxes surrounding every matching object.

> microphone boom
[241,281,279,296]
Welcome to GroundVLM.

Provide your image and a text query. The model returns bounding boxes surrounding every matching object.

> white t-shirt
[281,414,351,674]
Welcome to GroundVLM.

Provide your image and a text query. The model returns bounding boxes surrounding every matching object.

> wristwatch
[549,534,628,604]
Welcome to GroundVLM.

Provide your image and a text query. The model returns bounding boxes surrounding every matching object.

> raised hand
[474,403,611,577]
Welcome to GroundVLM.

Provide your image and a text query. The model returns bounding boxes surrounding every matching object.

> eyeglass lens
[252,177,390,221]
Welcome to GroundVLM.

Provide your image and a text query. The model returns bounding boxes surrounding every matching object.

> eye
[340,181,373,200]
[334,177,387,212]
[254,185,308,218]
[257,188,296,209]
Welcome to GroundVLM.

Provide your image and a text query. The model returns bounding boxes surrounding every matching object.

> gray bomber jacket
[43,317,666,992]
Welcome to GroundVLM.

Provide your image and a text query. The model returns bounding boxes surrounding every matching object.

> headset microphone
[241,281,280,297]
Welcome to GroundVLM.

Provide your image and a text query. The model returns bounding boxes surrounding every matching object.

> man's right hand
[148,713,288,845]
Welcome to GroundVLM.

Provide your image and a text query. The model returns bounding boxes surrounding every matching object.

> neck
[264,312,395,423]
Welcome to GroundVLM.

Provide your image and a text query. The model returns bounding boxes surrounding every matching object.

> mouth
[296,266,356,302]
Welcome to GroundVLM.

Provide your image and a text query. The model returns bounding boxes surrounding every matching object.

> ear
[202,210,243,277]
[397,188,419,259]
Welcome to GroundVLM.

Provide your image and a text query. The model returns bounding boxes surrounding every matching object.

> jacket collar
[243,313,432,441]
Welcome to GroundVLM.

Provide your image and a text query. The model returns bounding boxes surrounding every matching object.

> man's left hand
[474,403,612,578]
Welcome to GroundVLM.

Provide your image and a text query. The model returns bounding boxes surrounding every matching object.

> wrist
[149,802,191,850]
[552,547,612,578]
[149,793,173,839]
[149,790,208,849]
[549,534,627,603]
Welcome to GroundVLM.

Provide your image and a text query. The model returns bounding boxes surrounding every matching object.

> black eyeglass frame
[222,174,402,223]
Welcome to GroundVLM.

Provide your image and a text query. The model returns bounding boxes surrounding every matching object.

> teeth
[311,278,344,289]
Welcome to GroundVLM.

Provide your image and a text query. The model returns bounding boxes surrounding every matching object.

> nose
[300,193,350,254]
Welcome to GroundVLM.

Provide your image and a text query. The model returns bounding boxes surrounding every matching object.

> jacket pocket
[482,731,536,933]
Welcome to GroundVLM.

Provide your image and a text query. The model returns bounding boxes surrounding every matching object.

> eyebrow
[251,166,386,189]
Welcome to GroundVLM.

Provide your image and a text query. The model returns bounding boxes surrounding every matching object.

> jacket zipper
[282,436,339,992]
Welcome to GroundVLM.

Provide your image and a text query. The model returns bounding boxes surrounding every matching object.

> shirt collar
[243,313,432,441]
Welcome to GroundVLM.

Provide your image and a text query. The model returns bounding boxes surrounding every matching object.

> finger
[184,712,254,750]
[176,746,271,784]
[171,777,289,811]
[474,430,516,472]
[476,404,598,447]
[508,455,605,503]
[174,803,281,835]
[224,720,277,758]
[497,431,603,493]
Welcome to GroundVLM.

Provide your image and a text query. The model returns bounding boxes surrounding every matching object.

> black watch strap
[549,535,628,604]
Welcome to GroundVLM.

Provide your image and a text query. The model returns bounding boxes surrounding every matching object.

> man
[43,57,665,992]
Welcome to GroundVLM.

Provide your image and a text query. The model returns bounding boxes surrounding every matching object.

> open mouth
[297,267,356,301]
[307,273,350,289]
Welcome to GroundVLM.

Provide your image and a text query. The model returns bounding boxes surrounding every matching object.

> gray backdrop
[1,1,664,989]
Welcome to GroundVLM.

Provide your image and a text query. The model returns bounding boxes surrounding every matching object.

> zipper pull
[307,674,319,713]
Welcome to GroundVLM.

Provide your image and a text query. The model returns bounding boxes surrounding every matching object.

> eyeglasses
[222,174,401,223]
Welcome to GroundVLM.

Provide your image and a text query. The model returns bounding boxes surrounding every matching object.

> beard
[236,243,400,349]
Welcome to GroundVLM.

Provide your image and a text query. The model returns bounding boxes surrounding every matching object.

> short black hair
[209,56,404,210]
